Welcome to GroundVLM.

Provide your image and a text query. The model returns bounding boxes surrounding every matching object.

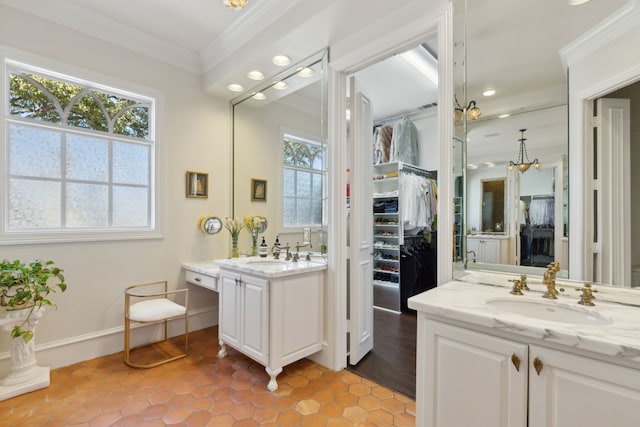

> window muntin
[282,134,323,227]
[4,60,155,237]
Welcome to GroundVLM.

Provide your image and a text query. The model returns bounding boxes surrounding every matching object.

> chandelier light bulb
[223,0,248,11]
[509,129,540,173]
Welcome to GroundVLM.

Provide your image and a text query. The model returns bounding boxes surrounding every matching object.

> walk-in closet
[346,37,440,398]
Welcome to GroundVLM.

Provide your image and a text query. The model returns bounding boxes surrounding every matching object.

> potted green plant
[0,259,67,342]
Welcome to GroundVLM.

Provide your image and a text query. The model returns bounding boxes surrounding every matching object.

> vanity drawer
[185,270,217,291]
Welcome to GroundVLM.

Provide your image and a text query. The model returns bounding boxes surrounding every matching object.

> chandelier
[454,96,481,122]
[224,0,248,10]
[508,129,541,173]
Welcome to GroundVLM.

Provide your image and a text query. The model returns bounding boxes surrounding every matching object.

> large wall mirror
[231,50,328,254]
[454,0,627,281]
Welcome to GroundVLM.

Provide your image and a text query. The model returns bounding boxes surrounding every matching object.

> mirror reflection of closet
[518,167,557,267]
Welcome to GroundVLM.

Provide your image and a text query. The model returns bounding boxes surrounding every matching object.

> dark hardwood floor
[347,307,417,399]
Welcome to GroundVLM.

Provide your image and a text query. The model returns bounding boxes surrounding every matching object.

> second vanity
[408,274,640,427]
[184,256,327,392]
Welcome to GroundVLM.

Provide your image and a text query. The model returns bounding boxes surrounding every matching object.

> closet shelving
[373,162,401,290]
[372,161,436,311]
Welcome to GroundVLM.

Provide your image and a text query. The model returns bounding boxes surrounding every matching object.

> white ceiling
[0,0,630,126]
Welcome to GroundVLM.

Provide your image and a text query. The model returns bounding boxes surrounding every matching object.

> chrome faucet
[542,262,562,299]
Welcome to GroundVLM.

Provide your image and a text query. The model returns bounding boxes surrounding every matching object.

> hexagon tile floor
[0,327,416,426]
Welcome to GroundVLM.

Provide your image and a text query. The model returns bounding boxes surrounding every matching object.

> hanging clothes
[374,124,393,164]
[400,236,437,312]
[399,172,437,233]
[529,198,554,227]
[390,117,419,165]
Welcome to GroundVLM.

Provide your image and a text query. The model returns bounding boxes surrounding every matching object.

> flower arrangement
[223,217,245,238]
[224,217,245,257]
[244,216,267,256]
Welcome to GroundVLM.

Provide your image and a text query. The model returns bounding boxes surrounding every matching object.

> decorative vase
[231,236,239,258]
[251,232,259,256]
[0,307,50,400]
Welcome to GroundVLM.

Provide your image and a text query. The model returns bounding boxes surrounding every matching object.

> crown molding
[200,0,304,74]
[0,0,201,74]
[560,0,640,70]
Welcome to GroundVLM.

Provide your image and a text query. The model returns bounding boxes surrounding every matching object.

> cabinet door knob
[533,357,543,375]
[511,353,521,372]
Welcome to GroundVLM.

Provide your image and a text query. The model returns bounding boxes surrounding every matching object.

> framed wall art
[186,171,208,198]
[251,178,267,202]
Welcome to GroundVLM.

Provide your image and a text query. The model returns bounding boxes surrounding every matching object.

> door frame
[327,2,454,369]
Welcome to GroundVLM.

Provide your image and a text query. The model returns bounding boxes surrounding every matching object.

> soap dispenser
[259,236,268,258]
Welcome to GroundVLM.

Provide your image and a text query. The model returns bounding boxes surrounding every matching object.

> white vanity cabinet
[528,345,640,427]
[419,320,528,427]
[217,264,325,392]
[418,318,640,427]
[467,235,507,264]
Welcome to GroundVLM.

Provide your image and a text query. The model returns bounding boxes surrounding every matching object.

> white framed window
[3,59,158,243]
[282,133,324,228]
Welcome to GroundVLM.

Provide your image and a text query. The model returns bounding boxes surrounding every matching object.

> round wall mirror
[199,216,222,235]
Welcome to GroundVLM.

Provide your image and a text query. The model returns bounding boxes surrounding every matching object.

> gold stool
[124,281,189,368]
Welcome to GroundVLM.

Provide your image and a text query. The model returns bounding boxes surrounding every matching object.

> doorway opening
[345,39,440,399]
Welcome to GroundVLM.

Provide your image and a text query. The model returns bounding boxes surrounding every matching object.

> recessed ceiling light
[484,162,495,168]
[247,70,264,81]
[297,67,315,78]
[252,92,266,100]
[482,89,496,97]
[227,83,244,92]
[467,164,478,170]
[272,55,291,66]
[499,114,510,119]
[569,0,590,5]
[272,81,288,90]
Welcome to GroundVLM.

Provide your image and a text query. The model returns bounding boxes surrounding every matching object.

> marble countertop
[214,256,327,279]
[182,261,220,277]
[408,280,640,365]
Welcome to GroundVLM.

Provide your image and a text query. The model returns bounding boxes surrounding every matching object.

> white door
[219,273,240,348]
[348,76,374,365]
[591,98,630,286]
[529,345,640,427]
[240,275,269,364]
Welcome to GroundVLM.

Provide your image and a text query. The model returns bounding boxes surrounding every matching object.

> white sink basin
[485,297,613,325]
[245,259,290,266]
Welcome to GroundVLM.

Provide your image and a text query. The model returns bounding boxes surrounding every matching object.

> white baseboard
[0,308,218,375]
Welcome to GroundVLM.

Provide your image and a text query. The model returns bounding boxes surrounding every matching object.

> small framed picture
[251,178,267,202]
[186,171,208,198]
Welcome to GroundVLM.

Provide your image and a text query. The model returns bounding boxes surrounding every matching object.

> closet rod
[374,103,437,126]
[400,162,437,179]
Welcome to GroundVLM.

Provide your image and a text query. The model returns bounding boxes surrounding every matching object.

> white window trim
[0,52,164,245]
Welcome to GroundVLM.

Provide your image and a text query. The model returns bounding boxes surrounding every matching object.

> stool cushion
[129,299,186,322]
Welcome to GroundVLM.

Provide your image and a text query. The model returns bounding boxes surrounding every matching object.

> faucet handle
[576,282,597,306]
[519,274,530,291]
[508,279,524,295]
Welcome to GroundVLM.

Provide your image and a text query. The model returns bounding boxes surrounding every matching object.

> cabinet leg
[265,366,282,392]
[217,341,227,359]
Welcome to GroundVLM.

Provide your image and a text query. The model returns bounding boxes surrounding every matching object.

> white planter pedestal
[0,307,49,401]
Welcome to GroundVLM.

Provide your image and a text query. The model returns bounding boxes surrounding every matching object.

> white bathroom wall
[0,5,229,372]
